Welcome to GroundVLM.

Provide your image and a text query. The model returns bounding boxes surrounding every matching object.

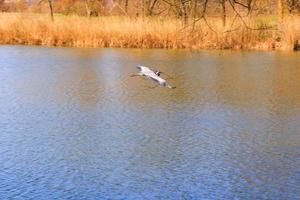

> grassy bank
[0,13,299,50]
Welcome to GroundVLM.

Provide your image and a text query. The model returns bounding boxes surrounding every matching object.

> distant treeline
[1,1,300,21]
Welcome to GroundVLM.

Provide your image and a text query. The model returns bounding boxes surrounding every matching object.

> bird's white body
[135,65,174,88]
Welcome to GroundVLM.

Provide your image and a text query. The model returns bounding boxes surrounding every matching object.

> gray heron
[131,65,176,89]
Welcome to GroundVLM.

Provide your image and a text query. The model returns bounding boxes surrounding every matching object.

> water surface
[1,46,300,199]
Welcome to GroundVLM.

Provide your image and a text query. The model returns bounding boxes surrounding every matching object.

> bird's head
[154,71,162,76]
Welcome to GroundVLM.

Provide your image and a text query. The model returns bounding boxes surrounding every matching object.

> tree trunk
[221,0,226,27]
[180,0,188,25]
[142,0,146,16]
[48,0,54,22]
[247,0,252,13]
[148,0,158,16]
[85,0,91,17]
[125,0,129,13]
[278,0,284,23]
[0,0,4,11]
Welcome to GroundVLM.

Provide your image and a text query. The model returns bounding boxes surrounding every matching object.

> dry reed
[0,13,299,50]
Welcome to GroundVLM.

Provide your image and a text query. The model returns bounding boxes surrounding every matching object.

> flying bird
[131,65,176,89]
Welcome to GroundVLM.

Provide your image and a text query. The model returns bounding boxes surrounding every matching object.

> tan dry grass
[0,13,299,50]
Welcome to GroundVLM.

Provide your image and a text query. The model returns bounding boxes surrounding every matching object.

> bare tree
[278,0,284,23]
[180,0,188,24]
[125,0,129,13]
[220,0,226,27]
[85,0,91,17]
[47,0,54,21]
[148,0,159,15]
[39,0,54,21]
[0,0,6,11]
[287,0,300,13]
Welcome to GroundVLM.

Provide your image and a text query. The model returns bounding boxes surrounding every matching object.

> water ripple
[0,47,300,199]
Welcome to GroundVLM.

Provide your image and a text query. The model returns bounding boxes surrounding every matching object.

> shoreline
[1,43,300,52]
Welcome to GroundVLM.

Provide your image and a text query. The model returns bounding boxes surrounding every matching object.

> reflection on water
[0,46,300,199]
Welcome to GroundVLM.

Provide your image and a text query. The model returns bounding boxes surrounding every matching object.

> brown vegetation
[0,0,299,50]
[0,13,299,50]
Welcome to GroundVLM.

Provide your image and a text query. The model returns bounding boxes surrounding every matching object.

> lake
[0,46,300,199]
